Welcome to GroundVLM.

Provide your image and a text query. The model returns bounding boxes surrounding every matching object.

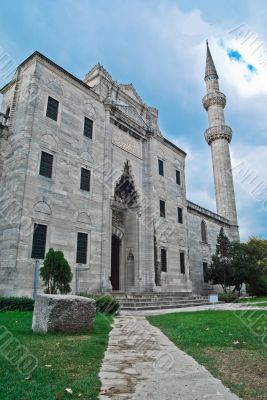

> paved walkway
[121,302,267,317]
[99,314,240,400]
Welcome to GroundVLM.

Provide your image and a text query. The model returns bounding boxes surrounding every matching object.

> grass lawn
[0,311,112,400]
[239,296,267,303]
[148,310,267,400]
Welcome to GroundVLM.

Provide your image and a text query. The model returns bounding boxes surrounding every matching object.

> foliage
[229,241,251,294]
[245,237,267,296]
[208,233,267,295]
[0,311,112,400]
[79,292,120,314]
[0,297,34,312]
[208,228,232,293]
[40,248,73,294]
[218,293,239,303]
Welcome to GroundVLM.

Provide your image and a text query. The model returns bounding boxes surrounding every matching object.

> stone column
[100,95,113,292]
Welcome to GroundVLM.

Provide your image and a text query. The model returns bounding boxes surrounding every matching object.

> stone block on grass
[32,294,96,333]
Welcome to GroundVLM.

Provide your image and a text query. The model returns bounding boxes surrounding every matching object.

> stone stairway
[115,292,211,311]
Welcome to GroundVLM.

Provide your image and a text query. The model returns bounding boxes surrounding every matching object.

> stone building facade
[0,44,239,297]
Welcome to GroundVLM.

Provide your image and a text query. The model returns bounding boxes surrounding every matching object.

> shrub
[218,293,239,303]
[79,293,120,314]
[0,297,34,312]
[40,248,73,294]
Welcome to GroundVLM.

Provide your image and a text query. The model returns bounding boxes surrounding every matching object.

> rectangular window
[31,224,47,259]
[80,168,91,192]
[176,170,181,185]
[161,248,167,272]
[84,117,93,139]
[158,159,164,176]
[180,252,185,274]
[203,262,209,283]
[46,96,59,121]
[76,232,88,264]
[39,151,53,178]
[178,207,183,224]
[160,200,166,218]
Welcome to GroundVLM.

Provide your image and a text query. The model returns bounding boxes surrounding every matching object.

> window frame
[160,248,167,272]
[39,150,54,179]
[31,223,47,260]
[80,167,91,192]
[176,169,181,185]
[177,207,183,224]
[46,96,59,122]
[201,220,208,243]
[160,199,166,218]
[83,116,94,139]
[158,159,164,176]
[76,231,89,264]
[180,252,185,274]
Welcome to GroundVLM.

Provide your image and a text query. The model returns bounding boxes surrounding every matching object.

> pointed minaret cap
[205,40,218,80]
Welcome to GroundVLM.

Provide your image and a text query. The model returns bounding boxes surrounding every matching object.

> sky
[0,0,266,241]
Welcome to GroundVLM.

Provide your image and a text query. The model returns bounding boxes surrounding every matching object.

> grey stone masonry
[0,48,240,298]
[32,294,96,333]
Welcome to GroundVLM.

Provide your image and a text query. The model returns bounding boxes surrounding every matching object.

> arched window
[4,107,10,124]
[201,220,207,243]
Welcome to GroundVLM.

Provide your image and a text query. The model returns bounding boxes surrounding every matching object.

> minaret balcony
[204,125,232,145]
[202,92,226,111]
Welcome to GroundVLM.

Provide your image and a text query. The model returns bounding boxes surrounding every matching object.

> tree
[208,228,232,293]
[229,242,250,295]
[40,248,73,294]
[246,237,267,295]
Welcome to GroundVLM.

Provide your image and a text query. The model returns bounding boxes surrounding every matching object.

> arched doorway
[111,234,121,290]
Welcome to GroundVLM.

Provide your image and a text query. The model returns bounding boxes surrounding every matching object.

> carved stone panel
[112,127,142,159]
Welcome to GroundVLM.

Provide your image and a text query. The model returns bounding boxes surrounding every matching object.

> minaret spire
[205,40,218,81]
[202,42,238,232]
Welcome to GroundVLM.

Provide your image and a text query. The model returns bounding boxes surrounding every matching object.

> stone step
[121,301,211,311]
[120,301,209,307]
[115,292,192,298]
[118,297,204,303]
[119,297,208,303]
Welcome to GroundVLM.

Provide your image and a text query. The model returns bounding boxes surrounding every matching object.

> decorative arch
[201,220,208,243]
[41,134,58,151]
[114,160,139,207]
[83,100,97,120]
[33,201,52,215]
[76,212,91,225]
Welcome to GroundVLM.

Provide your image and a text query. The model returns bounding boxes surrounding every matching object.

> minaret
[202,41,238,226]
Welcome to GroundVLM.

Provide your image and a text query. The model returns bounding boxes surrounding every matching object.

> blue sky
[0,0,266,240]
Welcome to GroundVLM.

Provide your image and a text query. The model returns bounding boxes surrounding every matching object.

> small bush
[79,293,120,314]
[246,275,267,296]
[218,293,239,303]
[0,297,34,312]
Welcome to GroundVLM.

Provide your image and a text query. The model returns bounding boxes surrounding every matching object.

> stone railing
[204,125,232,145]
[202,92,226,111]
[187,200,230,225]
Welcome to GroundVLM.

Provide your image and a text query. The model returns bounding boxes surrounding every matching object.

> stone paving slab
[99,315,240,400]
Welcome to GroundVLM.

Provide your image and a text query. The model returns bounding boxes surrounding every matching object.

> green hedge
[79,293,120,314]
[0,297,34,312]
[218,293,239,303]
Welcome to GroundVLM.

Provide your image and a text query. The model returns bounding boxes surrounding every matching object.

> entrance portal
[111,235,121,290]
